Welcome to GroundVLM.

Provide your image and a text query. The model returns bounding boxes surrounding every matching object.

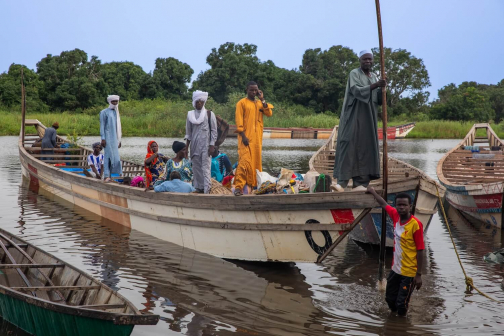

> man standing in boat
[333,50,386,191]
[185,90,217,194]
[233,82,274,196]
[100,95,123,182]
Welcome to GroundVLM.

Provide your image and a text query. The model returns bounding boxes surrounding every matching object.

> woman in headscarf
[154,141,192,187]
[144,141,169,187]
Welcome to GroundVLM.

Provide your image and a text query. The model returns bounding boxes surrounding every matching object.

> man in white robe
[185,91,217,193]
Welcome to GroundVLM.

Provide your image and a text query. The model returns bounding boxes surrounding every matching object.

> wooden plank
[0,264,64,269]
[76,303,126,310]
[31,155,89,158]
[11,286,101,291]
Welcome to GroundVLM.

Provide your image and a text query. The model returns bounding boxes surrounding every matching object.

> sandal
[234,188,243,196]
[103,177,112,183]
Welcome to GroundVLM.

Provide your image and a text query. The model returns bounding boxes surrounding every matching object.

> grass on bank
[0,96,500,139]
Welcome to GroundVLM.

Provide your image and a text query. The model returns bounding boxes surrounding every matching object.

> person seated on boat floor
[154,171,195,193]
[211,146,233,183]
[367,186,424,317]
[41,122,60,161]
[154,141,193,187]
[122,176,132,185]
[86,142,104,179]
[145,141,169,187]
[130,176,146,188]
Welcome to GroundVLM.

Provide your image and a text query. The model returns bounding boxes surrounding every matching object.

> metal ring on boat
[304,220,333,255]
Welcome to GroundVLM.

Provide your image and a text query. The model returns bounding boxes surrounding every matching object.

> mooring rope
[435,184,502,303]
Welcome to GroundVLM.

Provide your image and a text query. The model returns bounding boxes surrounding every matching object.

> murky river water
[1,136,504,335]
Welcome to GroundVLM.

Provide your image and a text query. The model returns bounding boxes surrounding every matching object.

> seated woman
[144,141,169,187]
[154,141,192,186]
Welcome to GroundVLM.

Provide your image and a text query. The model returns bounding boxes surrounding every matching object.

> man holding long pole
[333,50,386,191]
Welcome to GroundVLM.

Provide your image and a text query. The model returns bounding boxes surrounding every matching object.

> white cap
[359,50,373,58]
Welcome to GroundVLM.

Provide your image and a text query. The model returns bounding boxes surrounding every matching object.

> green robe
[333,68,382,182]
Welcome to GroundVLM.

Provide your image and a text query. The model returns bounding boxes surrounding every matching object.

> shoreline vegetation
[1,97,501,139]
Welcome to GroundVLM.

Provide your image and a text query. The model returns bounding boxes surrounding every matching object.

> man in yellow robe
[234,81,273,196]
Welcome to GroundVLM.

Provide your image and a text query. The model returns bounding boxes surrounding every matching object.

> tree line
[0,43,503,122]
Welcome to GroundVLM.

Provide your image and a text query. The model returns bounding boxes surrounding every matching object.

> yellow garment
[234,98,273,189]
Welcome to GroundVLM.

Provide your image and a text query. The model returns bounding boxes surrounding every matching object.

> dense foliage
[0,44,503,123]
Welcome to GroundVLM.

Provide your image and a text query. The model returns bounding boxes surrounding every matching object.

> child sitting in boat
[210,146,233,183]
[145,141,169,187]
[86,142,104,179]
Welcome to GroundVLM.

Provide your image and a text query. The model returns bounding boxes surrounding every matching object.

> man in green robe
[333,50,386,191]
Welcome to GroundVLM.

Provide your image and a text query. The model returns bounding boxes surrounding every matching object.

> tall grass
[2,97,503,139]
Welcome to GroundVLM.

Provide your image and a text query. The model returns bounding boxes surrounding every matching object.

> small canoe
[227,122,415,140]
[437,123,504,228]
[309,126,444,247]
[0,227,159,336]
[20,119,383,263]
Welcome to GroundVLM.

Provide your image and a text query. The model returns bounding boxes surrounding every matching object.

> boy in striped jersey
[367,187,424,316]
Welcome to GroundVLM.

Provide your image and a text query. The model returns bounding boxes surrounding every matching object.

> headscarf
[52,122,59,128]
[92,142,101,149]
[144,140,157,186]
[107,95,122,143]
[130,176,145,187]
[187,90,208,125]
[359,50,373,58]
[172,141,186,154]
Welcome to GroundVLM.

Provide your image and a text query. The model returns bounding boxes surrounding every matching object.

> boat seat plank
[76,303,127,310]
[0,264,65,269]
[11,285,101,291]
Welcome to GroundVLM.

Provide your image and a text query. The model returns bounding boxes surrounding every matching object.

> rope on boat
[435,184,502,303]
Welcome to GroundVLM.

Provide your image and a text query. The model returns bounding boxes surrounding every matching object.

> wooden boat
[309,126,444,247]
[227,122,415,140]
[19,119,382,263]
[437,123,504,228]
[0,227,159,336]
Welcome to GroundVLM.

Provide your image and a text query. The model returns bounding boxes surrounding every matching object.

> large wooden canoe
[309,126,444,247]
[0,227,158,336]
[19,119,383,263]
[227,122,415,140]
[437,123,504,228]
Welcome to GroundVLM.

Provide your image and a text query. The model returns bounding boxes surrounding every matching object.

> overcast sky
[1,0,503,99]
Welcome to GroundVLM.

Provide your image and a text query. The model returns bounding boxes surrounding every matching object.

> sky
[1,0,503,99]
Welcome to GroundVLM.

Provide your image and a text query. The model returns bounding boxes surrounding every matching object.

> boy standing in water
[367,187,424,316]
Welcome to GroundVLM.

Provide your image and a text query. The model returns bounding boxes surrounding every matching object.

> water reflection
[0,136,503,335]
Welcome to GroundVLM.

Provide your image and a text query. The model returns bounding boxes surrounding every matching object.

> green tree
[489,79,504,122]
[300,45,359,113]
[101,62,149,101]
[0,64,47,111]
[151,57,193,100]
[193,43,263,103]
[36,49,104,110]
[430,83,494,121]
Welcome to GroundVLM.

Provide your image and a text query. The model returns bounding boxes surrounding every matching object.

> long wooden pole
[375,0,388,285]
[21,67,26,146]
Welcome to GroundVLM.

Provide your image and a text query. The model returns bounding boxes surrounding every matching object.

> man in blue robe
[100,95,123,182]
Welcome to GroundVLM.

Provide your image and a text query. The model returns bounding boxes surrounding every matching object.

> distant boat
[309,126,444,247]
[0,227,159,336]
[437,123,504,228]
[19,119,381,263]
[227,122,415,140]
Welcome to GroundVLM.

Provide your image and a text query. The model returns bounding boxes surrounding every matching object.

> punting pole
[375,0,389,289]
[21,67,26,146]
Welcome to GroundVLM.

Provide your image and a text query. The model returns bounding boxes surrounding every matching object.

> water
[1,136,504,335]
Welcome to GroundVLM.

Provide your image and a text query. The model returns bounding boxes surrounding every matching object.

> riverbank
[0,99,499,139]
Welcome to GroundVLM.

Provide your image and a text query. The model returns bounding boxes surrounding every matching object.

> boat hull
[444,188,503,228]
[19,145,377,263]
[0,292,133,336]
